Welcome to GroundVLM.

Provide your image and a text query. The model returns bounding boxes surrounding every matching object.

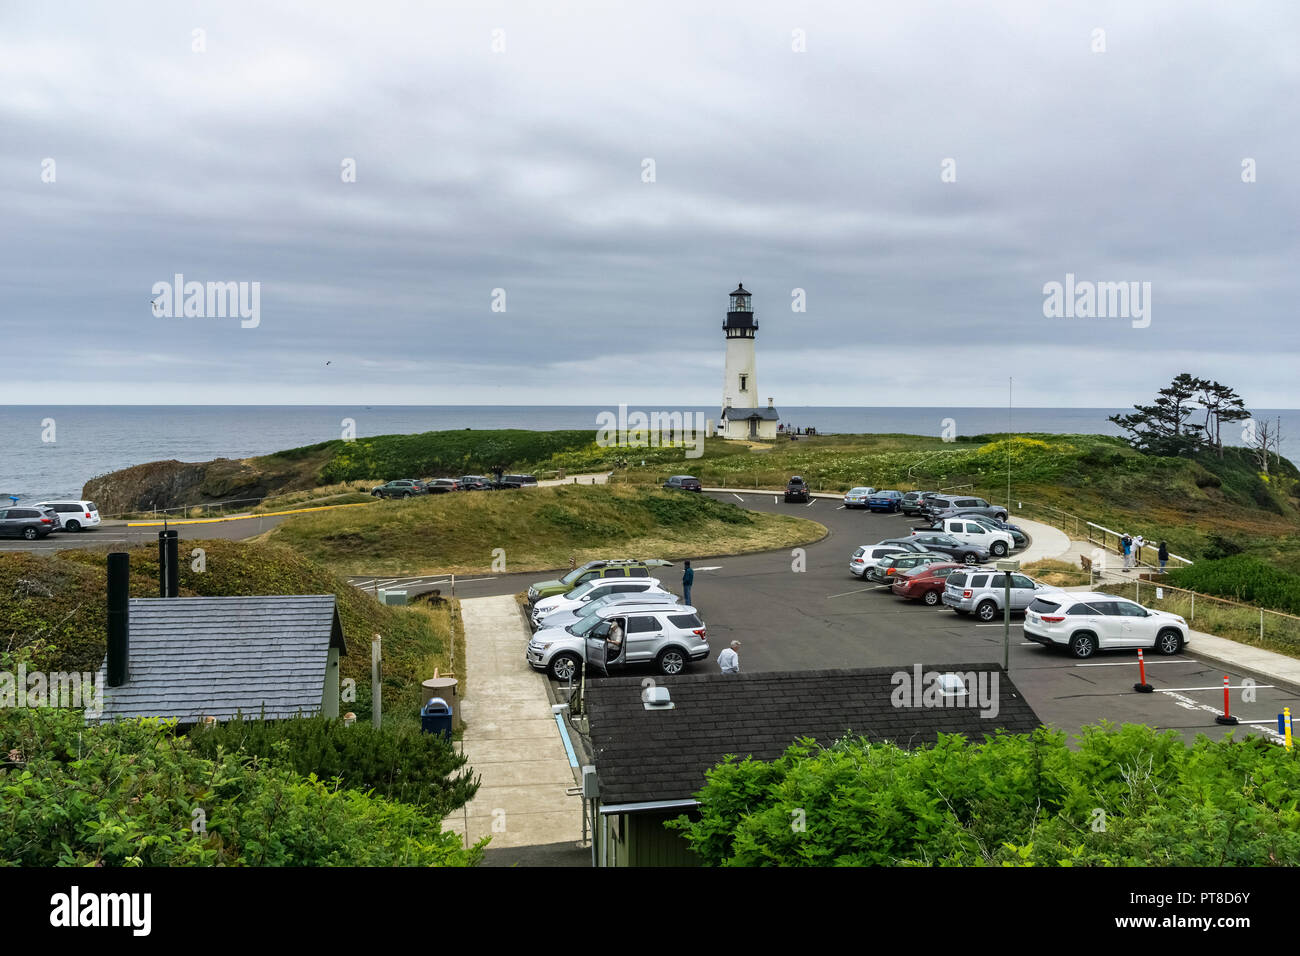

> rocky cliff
[82,456,320,516]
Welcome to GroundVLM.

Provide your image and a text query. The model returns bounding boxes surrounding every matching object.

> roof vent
[936,673,969,699]
[642,686,674,710]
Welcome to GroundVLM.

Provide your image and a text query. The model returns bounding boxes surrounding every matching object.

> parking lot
[517,490,1300,746]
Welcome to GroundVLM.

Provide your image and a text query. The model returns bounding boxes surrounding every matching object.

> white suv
[1024,592,1189,659]
[917,518,1014,557]
[530,577,669,629]
[34,500,101,531]
[848,544,909,578]
[526,603,709,680]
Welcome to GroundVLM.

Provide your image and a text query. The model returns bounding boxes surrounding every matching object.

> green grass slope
[266,483,827,576]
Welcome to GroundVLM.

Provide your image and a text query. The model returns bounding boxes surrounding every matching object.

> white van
[34,500,101,531]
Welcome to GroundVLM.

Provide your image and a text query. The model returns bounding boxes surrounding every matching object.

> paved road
[0,514,295,553]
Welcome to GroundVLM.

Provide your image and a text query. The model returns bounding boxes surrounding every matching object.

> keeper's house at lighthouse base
[719,399,781,440]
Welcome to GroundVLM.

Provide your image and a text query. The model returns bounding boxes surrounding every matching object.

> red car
[891,562,962,606]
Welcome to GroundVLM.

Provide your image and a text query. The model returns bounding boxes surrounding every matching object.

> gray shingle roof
[720,406,780,420]
[585,664,1041,809]
[93,595,346,723]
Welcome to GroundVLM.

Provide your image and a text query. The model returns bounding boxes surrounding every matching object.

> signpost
[996,559,1020,672]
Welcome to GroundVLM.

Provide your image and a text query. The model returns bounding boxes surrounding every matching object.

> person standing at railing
[1133,534,1145,567]
[1120,533,1132,570]
[1158,541,1168,574]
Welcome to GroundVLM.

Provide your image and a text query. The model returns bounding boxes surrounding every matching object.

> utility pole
[1007,377,1013,510]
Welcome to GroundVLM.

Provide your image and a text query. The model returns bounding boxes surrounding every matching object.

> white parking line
[827,585,889,598]
[836,505,845,510]
[732,493,744,501]
[1074,659,1200,667]
[1157,684,1275,692]
[806,500,816,508]
[773,496,778,504]
[975,623,1023,627]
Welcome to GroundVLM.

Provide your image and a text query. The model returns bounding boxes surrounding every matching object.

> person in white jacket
[718,640,741,674]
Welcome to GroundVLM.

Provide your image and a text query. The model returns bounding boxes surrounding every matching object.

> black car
[663,475,702,492]
[425,478,459,494]
[784,476,810,503]
[901,491,941,516]
[496,474,538,489]
[0,506,58,539]
[901,532,990,565]
[457,475,493,491]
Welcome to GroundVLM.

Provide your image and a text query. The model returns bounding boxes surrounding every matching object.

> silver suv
[923,495,1009,521]
[526,603,709,680]
[941,568,1060,621]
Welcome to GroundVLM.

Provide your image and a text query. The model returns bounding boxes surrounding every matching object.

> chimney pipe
[158,530,179,597]
[107,552,130,687]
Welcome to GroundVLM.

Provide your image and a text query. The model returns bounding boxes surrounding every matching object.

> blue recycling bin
[420,697,453,739]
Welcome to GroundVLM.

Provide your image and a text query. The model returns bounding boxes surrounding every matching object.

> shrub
[1166,555,1300,617]
[188,714,479,816]
[669,724,1300,866]
[0,709,483,866]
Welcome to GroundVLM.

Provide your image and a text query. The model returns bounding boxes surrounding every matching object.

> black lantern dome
[724,283,757,337]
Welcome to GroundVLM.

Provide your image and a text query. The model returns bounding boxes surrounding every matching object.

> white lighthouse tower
[719,283,779,439]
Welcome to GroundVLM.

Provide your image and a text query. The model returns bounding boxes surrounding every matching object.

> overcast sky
[2,1,1296,408]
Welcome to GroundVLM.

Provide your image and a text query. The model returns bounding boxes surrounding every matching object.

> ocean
[2,405,1297,504]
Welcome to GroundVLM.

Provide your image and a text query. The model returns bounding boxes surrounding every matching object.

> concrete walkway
[446,595,584,850]
[1010,518,1070,564]
[538,472,611,487]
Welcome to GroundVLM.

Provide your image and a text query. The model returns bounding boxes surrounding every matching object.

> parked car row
[847,536,1189,658]
[524,558,707,679]
[371,474,538,498]
[0,500,101,539]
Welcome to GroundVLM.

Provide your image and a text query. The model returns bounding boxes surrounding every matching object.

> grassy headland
[82,425,1300,573]
[264,483,827,576]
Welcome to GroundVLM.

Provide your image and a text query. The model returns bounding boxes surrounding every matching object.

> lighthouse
[719,283,780,439]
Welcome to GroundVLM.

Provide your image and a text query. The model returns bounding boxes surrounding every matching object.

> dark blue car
[867,490,904,513]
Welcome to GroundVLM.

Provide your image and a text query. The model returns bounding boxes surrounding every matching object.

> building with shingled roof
[582,664,1042,866]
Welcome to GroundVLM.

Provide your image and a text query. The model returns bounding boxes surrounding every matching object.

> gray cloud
[2,0,1296,406]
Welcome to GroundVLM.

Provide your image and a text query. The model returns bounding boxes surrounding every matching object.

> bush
[669,724,1300,866]
[1166,555,1300,616]
[316,429,594,484]
[188,714,479,816]
[0,709,483,866]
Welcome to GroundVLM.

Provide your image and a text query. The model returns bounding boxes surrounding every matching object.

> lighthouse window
[739,375,748,391]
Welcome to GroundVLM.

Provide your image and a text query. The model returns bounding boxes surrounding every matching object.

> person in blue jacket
[682,560,694,605]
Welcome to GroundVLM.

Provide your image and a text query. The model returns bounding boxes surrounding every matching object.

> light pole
[997,558,1020,671]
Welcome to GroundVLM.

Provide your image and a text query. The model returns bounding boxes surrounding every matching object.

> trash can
[420,697,453,739]
[421,676,461,731]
